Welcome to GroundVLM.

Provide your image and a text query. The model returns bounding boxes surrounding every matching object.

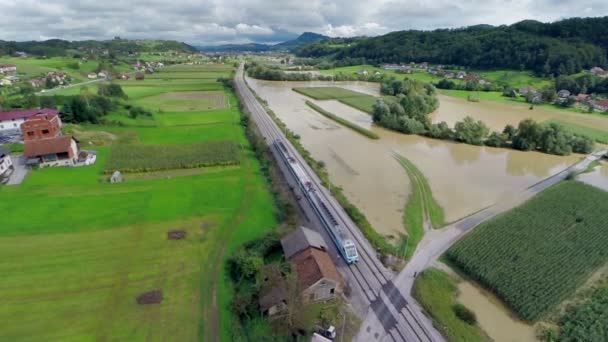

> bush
[452,304,477,325]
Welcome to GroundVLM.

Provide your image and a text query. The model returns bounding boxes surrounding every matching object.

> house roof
[0,108,59,122]
[281,226,328,260]
[290,247,343,290]
[595,100,608,108]
[24,136,76,157]
[0,64,16,68]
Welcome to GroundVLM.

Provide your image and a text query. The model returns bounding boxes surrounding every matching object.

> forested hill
[296,17,608,76]
[0,39,197,57]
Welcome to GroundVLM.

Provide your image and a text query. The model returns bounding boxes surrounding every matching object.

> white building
[0,147,13,180]
[0,64,17,74]
[0,108,59,135]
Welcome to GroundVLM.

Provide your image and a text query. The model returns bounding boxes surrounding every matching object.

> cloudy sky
[0,0,606,45]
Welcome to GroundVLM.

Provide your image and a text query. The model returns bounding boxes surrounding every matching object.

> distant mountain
[198,32,329,52]
[0,38,197,57]
[296,16,608,76]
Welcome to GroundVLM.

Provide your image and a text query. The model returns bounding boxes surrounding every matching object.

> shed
[110,170,123,183]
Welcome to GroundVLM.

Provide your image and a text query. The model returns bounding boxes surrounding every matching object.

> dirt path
[202,152,255,342]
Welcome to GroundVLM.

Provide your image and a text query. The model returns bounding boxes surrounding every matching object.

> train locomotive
[275,139,359,264]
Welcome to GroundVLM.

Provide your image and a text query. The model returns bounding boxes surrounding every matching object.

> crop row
[104,140,240,173]
[445,181,608,321]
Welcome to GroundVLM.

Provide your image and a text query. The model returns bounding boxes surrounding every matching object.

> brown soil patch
[167,230,186,240]
[136,290,163,304]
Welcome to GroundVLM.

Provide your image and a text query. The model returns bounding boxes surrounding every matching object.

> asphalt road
[234,65,444,342]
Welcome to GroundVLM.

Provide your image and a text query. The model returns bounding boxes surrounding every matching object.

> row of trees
[372,97,594,156]
[555,74,608,95]
[296,18,608,77]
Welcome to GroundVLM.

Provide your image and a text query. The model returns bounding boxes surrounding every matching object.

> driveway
[6,155,29,185]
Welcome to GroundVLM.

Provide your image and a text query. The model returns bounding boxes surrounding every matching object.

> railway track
[235,66,440,342]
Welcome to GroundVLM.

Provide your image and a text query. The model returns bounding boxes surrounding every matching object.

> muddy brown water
[433,94,608,132]
[578,160,608,192]
[248,78,584,239]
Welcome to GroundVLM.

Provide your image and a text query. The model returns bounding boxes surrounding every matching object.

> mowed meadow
[0,64,277,341]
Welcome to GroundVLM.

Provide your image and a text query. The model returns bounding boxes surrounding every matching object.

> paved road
[6,155,29,185]
[388,150,606,330]
[234,65,444,342]
[35,78,105,95]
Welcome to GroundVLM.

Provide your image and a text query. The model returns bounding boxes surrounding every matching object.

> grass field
[0,64,277,341]
[445,181,608,321]
[293,86,390,114]
[394,155,444,259]
[413,268,487,342]
[137,91,227,112]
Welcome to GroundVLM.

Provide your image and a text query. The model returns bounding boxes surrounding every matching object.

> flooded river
[578,160,608,191]
[247,78,585,238]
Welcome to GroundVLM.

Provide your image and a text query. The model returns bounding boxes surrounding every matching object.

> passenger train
[275,139,359,264]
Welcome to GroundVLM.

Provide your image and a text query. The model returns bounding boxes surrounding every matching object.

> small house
[135,73,145,81]
[357,70,368,76]
[557,89,571,99]
[456,71,467,79]
[0,147,13,180]
[290,247,344,303]
[590,67,605,76]
[592,100,608,112]
[120,73,131,80]
[0,108,59,135]
[0,64,17,74]
[87,73,97,79]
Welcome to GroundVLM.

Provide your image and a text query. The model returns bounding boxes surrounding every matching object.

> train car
[274,139,359,264]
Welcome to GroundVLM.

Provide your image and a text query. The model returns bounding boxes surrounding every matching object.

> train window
[345,245,358,259]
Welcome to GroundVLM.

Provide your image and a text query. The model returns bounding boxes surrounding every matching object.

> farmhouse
[0,108,59,135]
[87,73,97,79]
[558,89,571,99]
[0,63,17,74]
[290,247,344,303]
[21,112,63,141]
[0,147,13,181]
[592,100,608,112]
[281,226,343,303]
[24,136,79,167]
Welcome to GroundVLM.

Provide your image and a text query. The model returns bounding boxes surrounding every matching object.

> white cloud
[0,0,605,45]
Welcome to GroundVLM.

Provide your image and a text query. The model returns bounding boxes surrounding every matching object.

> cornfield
[445,181,608,321]
[105,141,240,173]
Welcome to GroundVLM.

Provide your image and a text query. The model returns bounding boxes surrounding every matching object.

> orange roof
[290,247,343,290]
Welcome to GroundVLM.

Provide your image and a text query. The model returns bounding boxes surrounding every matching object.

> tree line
[296,17,608,76]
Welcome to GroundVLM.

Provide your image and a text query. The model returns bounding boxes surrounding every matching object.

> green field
[0,64,277,341]
[445,181,608,321]
[105,141,239,173]
[293,86,390,114]
[413,268,487,342]
[137,91,227,112]
[394,155,444,259]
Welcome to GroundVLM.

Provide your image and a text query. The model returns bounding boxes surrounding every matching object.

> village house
[557,89,571,99]
[13,51,27,58]
[381,63,407,71]
[21,112,63,141]
[357,70,368,76]
[0,108,59,135]
[572,93,591,103]
[119,72,131,80]
[592,100,608,112]
[456,71,467,79]
[45,72,68,85]
[0,147,13,181]
[30,79,44,88]
[0,64,17,74]
[590,67,606,76]
[281,227,344,304]
[87,73,97,79]
[24,136,79,167]
[135,73,145,80]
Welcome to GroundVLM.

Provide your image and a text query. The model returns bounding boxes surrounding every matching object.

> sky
[0,0,606,45]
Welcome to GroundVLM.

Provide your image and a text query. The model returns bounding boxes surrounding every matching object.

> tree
[485,132,508,147]
[512,119,543,151]
[540,86,557,103]
[503,124,517,140]
[454,116,489,145]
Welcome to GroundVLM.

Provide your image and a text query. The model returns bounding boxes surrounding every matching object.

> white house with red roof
[0,108,59,135]
[0,64,17,74]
